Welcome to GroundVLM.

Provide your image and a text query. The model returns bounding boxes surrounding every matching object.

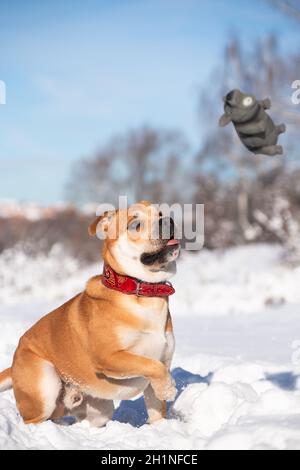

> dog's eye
[128,219,143,232]
[242,96,253,107]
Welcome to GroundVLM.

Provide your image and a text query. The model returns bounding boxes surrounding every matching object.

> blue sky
[0,0,300,203]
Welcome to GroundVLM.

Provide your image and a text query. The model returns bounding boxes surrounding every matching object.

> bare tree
[66,126,189,206]
[196,34,300,243]
[267,0,300,23]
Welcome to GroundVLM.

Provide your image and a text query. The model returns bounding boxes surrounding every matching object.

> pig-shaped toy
[219,89,286,156]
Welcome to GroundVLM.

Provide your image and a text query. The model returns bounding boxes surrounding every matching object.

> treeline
[1,164,300,264]
[0,209,102,264]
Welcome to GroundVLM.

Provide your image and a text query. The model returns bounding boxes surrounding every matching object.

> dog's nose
[159,217,174,239]
[226,90,235,102]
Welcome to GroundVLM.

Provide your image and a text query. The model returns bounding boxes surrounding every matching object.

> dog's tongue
[167,239,180,246]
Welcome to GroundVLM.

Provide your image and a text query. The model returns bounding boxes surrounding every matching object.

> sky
[1,0,300,204]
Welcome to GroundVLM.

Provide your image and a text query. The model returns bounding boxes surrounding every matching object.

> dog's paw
[63,385,83,410]
[151,375,177,402]
[147,409,165,424]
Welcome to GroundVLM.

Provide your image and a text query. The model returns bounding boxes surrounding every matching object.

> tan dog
[0,201,180,426]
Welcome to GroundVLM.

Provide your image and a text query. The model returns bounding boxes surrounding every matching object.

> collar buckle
[136,280,142,296]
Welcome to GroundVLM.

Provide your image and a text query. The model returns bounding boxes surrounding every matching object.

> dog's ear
[137,200,152,207]
[219,114,232,127]
[88,211,115,237]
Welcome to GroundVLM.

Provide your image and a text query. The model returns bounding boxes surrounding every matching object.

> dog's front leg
[163,310,176,369]
[96,351,176,402]
[144,311,176,423]
[144,383,167,424]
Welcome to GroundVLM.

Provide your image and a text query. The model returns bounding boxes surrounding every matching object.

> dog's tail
[0,367,12,392]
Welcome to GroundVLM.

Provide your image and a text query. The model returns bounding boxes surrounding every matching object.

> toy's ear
[219,114,232,127]
[88,210,115,237]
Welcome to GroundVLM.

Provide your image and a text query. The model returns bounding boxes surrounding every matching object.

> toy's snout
[226,90,235,103]
[223,90,236,105]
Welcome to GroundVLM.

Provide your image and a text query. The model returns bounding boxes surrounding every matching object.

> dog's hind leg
[12,349,62,424]
[0,367,12,391]
[50,384,84,423]
[72,395,114,427]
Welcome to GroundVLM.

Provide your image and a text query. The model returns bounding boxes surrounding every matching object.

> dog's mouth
[140,237,180,266]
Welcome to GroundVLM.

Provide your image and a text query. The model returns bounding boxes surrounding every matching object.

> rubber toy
[219,89,286,156]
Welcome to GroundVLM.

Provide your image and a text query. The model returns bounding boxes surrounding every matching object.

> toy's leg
[259,98,271,110]
[276,124,286,134]
[253,145,283,156]
[243,136,266,147]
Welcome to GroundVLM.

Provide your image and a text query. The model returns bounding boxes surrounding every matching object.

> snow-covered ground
[1,244,300,450]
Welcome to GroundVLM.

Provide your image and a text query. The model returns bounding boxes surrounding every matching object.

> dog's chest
[118,300,169,361]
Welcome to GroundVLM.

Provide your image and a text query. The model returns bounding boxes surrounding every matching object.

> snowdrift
[0,244,300,450]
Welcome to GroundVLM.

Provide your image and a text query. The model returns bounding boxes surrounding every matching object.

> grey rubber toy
[219,89,286,156]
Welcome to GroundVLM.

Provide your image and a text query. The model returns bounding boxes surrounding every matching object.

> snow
[1,243,300,450]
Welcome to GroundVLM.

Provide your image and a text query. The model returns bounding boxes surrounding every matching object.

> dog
[0,201,180,426]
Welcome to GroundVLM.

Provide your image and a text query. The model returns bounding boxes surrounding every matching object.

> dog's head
[89,201,180,282]
[219,89,259,126]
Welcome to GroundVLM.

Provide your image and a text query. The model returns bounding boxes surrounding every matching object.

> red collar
[102,263,175,297]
